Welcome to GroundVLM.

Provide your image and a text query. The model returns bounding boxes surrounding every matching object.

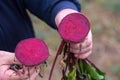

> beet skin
[15,38,49,66]
[58,13,90,42]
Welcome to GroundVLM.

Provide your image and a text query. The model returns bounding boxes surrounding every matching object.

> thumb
[0,65,21,80]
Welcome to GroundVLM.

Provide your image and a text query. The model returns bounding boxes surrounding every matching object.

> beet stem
[38,72,43,78]
[28,67,30,80]
[35,66,37,72]
[49,40,65,80]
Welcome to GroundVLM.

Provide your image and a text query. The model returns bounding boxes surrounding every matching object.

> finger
[70,47,80,54]
[0,65,21,80]
[74,43,92,59]
[78,50,92,59]
[80,42,92,53]
[74,50,92,59]
[70,46,91,55]
[6,69,23,80]
[70,39,92,50]
[81,40,92,49]
[4,66,26,80]
[0,65,10,79]
[26,67,40,80]
[0,51,15,65]
[81,30,92,49]
[70,43,80,50]
[70,42,92,54]
[0,51,22,65]
[23,65,40,79]
[23,67,36,77]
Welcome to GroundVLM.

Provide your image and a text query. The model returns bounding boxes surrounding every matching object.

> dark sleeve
[24,0,81,29]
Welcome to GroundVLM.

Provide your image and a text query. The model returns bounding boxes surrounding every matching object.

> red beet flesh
[15,38,49,66]
[58,13,90,42]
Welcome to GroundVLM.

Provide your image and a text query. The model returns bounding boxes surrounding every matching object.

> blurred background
[28,0,120,80]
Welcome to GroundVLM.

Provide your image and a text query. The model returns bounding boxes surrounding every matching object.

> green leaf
[64,76,69,80]
[86,63,105,80]
[95,67,105,79]
[68,67,76,80]
[78,60,84,73]
[80,73,88,79]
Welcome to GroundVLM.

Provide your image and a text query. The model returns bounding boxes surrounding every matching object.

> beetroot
[58,13,90,42]
[15,38,49,66]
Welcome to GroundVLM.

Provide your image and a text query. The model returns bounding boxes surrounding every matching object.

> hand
[0,51,40,80]
[55,9,93,59]
[70,30,92,59]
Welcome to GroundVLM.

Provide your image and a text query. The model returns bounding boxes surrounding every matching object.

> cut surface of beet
[58,13,90,42]
[15,38,49,66]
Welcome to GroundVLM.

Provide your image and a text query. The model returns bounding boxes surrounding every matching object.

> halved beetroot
[58,13,90,42]
[15,38,49,66]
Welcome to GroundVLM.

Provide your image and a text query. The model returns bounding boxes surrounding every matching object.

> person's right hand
[0,51,40,80]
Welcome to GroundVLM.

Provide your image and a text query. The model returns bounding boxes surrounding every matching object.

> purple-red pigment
[58,13,90,42]
[15,38,49,66]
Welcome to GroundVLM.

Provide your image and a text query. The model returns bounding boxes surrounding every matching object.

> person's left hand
[0,51,40,80]
[0,51,23,80]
